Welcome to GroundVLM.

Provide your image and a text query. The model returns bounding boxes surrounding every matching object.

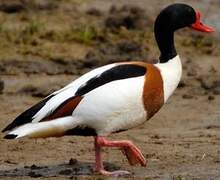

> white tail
[4,116,77,139]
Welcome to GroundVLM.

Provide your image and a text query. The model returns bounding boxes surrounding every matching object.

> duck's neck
[154,27,177,63]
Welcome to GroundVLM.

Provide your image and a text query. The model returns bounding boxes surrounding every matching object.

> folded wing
[2,62,147,133]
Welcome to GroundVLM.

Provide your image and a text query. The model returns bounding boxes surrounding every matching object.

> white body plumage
[4,56,182,139]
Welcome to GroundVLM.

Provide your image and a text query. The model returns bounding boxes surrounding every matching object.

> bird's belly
[72,76,147,135]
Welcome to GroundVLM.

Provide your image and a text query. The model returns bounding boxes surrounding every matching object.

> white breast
[155,55,182,102]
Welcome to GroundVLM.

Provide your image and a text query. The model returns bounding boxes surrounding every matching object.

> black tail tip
[4,134,17,139]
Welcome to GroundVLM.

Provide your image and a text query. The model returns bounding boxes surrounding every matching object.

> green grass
[66,25,97,44]
[173,175,185,180]
[0,19,45,45]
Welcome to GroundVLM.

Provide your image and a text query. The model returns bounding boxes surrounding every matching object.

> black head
[154,3,214,63]
[155,4,196,32]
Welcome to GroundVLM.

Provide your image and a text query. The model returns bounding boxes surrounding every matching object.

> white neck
[155,55,182,102]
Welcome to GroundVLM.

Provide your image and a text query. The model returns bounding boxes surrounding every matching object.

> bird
[2,3,214,176]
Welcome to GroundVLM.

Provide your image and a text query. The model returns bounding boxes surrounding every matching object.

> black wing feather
[2,95,53,132]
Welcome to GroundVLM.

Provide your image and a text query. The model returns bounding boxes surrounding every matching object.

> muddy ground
[0,0,220,179]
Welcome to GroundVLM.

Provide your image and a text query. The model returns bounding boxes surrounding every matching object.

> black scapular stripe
[2,95,54,132]
[75,64,146,96]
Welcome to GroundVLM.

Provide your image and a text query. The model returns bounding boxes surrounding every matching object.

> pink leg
[94,136,147,176]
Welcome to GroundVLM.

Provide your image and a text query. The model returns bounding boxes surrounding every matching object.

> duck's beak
[191,11,215,33]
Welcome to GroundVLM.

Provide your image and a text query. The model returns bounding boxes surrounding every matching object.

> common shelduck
[2,3,214,176]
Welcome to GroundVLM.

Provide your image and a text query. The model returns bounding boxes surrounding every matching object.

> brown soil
[0,0,220,179]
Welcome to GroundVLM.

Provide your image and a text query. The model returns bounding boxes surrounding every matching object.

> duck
[2,3,214,176]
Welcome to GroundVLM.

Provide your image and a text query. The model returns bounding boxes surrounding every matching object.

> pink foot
[94,136,146,176]
[121,142,147,166]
